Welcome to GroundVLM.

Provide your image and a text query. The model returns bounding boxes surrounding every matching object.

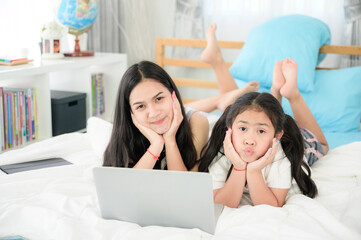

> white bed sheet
[0,127,360,240]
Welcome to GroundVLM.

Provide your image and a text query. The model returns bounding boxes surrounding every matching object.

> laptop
[93,167,223,234]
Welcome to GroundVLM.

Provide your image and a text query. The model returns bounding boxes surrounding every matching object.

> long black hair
[103,61,197,170]
[198,92,317,198]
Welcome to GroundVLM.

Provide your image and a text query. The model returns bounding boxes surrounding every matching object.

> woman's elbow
[214,195,240,208]
[224,202,240,208]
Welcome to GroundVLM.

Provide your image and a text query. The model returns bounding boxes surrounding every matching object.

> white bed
[1,15,361,239]
[0,116,360,240]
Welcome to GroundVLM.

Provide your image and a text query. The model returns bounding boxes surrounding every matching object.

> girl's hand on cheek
[247,138,278,173]
[131,114,164,147]
[163,91,183,142]
[223,129,247,169]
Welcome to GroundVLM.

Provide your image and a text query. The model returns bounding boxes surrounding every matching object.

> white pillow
[86,113,220,158]
[87,117,113,158]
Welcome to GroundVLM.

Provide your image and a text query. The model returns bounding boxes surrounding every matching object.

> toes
[249,81,260,90]
[274,60,282,68]
[210,23,217,31]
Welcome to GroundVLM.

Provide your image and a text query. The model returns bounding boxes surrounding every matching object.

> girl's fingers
[223,129,231,147]
[223,129,240,163]
[264,138,278,164]
[255,138,278,166]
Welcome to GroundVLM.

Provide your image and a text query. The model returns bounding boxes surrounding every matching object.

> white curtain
[87,0,122,53]
[172,0,205,58]
[87,0,153,65]
[118,0,153,65]
[341,0,361,67]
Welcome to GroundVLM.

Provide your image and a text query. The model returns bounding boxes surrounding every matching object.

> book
[33,88,38,140]
[91,74,96,116]
[91,72,105,116]
[0,58,27,63]
[0,88,4,152]
[0,58,33,66]
[3,92,8,149]
[0,87,38,149]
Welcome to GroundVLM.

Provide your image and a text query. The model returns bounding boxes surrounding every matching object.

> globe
[56,0,98,56]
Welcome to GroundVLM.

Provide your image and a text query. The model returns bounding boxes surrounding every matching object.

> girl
[198,57,328,208]
[195,24,328,208]
[103,61,210,171]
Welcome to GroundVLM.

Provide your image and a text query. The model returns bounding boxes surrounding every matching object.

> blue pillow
[230,15,331,92]
[324,131,361,149]
[281,67,361,133]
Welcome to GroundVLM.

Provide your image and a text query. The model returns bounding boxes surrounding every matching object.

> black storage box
[51,90,87,136]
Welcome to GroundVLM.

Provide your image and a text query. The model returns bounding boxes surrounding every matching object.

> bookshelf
[0,53,127,144]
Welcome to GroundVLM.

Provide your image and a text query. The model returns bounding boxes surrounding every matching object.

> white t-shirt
[208,145,292,205]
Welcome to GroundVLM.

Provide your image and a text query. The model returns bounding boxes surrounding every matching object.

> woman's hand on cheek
[163,91,183,142]
[247,138,279,173]
[131,114,164,147]
[224,129,247,169]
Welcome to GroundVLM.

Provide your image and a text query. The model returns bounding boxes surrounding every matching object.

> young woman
[103,61,209,171]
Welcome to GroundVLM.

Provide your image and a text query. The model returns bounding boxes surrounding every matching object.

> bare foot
[280,58,300,100]
[244,81,260,93]
[217,81,260,111]
[271,60,285,103]
[201,23,223,65]
[272,61,285,91]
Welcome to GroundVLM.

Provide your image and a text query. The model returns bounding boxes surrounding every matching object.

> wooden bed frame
[155,38,361,103]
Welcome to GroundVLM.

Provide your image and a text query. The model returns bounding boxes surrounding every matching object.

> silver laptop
[93,167,223,234]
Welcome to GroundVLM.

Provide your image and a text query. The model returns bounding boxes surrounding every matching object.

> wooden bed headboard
[155,38,361,103]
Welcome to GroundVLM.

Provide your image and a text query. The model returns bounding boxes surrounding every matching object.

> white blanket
[0,132,360,240]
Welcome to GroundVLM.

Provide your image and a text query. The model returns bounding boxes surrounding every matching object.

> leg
[186,95,221,113]
[281,58,329,154]
[217,81,259,111]
[201,23,238,94]
[187,81,259,112]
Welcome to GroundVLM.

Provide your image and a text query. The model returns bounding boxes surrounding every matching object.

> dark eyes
[239,127,265,134]
[155,96,163,102]
[134,96,164,110]
[136,104,144,110]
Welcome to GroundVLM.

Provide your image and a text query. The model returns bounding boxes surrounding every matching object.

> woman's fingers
[164,91,183,139]
[172,91,183,124]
